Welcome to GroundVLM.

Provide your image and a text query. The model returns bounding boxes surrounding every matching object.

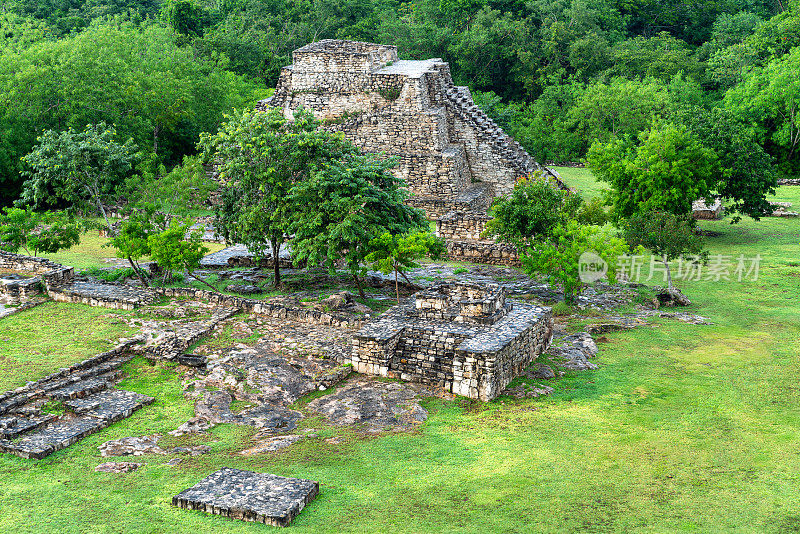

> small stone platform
[348,282,553,400]
[172,467,319,527]
[199,244,292,269]
[49,281,156,310]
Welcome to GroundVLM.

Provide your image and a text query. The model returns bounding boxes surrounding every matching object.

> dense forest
[1,0,798,204]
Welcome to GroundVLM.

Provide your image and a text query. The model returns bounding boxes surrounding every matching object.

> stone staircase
[0,339,154,459]
[441,85,566,189]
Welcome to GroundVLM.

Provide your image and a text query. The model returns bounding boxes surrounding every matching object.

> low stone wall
[49,282,155,310]
[444,240,520,266]
[0,251,74,304]
[0,251,74,287]
[0,277,42,305]
[153,287,359,328]
[778,178,800,185]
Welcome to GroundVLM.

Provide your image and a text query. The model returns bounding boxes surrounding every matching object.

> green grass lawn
[0,302,134,391]
[1,180,799,532]
[552,166,610,201]
[41,230,227,270]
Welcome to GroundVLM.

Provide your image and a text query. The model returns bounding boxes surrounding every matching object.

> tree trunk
[352,273,366,299]
[271,237,281,287]
[188,270,218,291]
[394,265,400,304]
[127,257,149,287]
[86,183,114,236]
[663,255,674,292]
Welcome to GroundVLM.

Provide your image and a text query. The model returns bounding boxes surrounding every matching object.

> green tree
[201,107,355,286]
[587,121,717,219]
[623,210,706,293]
[366,230,445,303]
[288,154,426,298]
[109,209,156,286]
[0,21,262,202]
[674,106,777,221]
[147,221,212,288]
[0,207,81,256]
[483,173,583,249]
[18,123,138,231]
[724,46,800,173]
[520,219,629,303]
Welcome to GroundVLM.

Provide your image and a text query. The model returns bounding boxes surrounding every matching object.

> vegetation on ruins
[202,108,355,286]
[623,210,708,293]
[5,169,799,531]
[482,174,582,248]
[366,230,446,302]
[588,121,718,220]
[0,0,798,210]
[146,221,211,288]
[520,219,630,302]
[288,153,427,298]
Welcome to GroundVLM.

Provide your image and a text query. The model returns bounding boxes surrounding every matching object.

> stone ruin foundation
[348,282,553,400]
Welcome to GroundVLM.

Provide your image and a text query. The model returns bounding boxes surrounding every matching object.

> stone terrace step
[0,414,56,439]
[49,377,112,401]
[0,389,154,459]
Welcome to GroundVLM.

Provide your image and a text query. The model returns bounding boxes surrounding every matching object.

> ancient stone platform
[172,467,319,526]
[348,282,553,400]
[50,281,156,310]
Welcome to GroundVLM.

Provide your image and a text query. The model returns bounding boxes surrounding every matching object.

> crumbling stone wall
[349,283,552,400]
[0,251,74,304]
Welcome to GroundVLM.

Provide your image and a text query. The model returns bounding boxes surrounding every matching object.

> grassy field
[0,303,134,391]
[552,166,610,200]
[41,230,227,270]
[1,177,799,532]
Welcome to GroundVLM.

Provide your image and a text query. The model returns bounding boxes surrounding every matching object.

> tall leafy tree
[588,121,717,219]
[18,123,138,231]
[201,107,355,286]
[288,153,426,298]
[623,210,706,293]
[366,230,445,303]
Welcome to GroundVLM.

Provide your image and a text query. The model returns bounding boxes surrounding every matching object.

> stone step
[0,389,154,459]
[0,414,56,439]
[49,377,112,401]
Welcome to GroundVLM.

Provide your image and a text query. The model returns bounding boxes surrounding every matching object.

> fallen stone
[306,377,427,432]
[172,467,319,527]
[169,417,213,436]
[240,434,303,456]
[99,435,164,457]
[503,384,554,399]
[193,390,302,434]
[526,363,555,380]
[547,332,599,371]
[95,462,143,473]
[653,287,691,307]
